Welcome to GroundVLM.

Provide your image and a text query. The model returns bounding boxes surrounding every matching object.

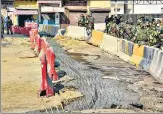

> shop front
[37,0,64,27]
[13,8,38,27]
[40,7,64,26]
[13,0,38,27]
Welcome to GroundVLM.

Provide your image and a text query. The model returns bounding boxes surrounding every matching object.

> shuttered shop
[90,8,110,23]
[92,11,109,23]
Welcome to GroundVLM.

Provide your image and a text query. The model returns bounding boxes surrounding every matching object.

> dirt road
[1,38,82,113]
[1,38,42,112]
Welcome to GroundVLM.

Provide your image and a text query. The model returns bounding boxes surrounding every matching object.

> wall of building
[129,4,163,14]
[14,0,38,8]
[1,9,7,17]
[110,1,133,15]
[110,4,124,15]
[87,0,111,14]
[13,14,18,25]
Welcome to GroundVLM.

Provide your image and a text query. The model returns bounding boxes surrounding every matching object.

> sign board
[14,9,38,15]
[41,7,64,13]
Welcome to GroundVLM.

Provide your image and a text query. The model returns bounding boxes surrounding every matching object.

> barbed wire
[34,38,141,113]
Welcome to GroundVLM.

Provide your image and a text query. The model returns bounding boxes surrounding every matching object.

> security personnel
[89,14,95,30]
[78,14,85,27]
[6,16,13,35]
[85,15,90,28]
[135,24,148,44]
[1,16,4,39]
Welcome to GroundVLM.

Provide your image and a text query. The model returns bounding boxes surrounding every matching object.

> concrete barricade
[149,50,163,83]
[94,23,106,31]
[129,44,145,66]
[65,26,87,40]
[65,26,88,40]
[116,39,132,62]
[90,30,104,46]
[128,41,134,56]
[38,24,44,32]
[100,34,118,55]
[38,24,59,37]
[139,46,155,70]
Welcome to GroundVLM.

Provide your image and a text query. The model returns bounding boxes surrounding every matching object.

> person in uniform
[78,14,85,27]
[6,16,13,35]
[1,16,4,40]
[85,15,90,28]
[135,23,148,45]
[85,14,92,41]
[105,16,109,26]
[89,14,95,30]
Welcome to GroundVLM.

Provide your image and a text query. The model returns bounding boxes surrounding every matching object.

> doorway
[18,15,33,27]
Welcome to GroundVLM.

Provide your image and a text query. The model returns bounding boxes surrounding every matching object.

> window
[114,8,120,12]
[117,8,120,12]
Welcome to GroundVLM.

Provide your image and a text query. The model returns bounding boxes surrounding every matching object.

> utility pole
[115,0,118,16]
[132,0,134,14]
[38,3,41,24]
[124,0,128,14]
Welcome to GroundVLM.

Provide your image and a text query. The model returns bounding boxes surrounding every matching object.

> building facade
[38,0,64,26]
[62,0,87,26]
[1,0,14,19]
[13,0,38,26]
[87,0,111,23]
[129,0,163,15]
[110,0,163,15]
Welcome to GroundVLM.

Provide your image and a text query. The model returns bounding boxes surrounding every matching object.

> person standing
[85,15,92,41]
[89,14,95,30]
[105,16,109,26]
[85,15,90,28]
[1,16,4,40]
[4,16,8,31]
[78,14,85,27]
[6,16,13,35]
[105,16,110,33]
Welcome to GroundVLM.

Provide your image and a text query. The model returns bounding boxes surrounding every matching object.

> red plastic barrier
[30,42,35,50]
[41,38,49,53]
[29,29,38,42]
[25,22,38,29]
[11,26,32,36]
[29,30,34,42]
[12,26,18,34]
[25,27,32,36]
[39,53,54,97]
[12,26,20,34]
[34,34,42,53]
[46,47,58,81]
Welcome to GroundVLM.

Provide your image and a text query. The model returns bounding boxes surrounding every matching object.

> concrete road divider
[128,41,134,56]
[39,24,59,37]
[90,30,104,46]
[139,46,155,70]
[65,26,87,40]
[149,50,163,83]
[116,39,131,62]
[94,23,106,31]
[100,34,118,55]
[129,44,145,66]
